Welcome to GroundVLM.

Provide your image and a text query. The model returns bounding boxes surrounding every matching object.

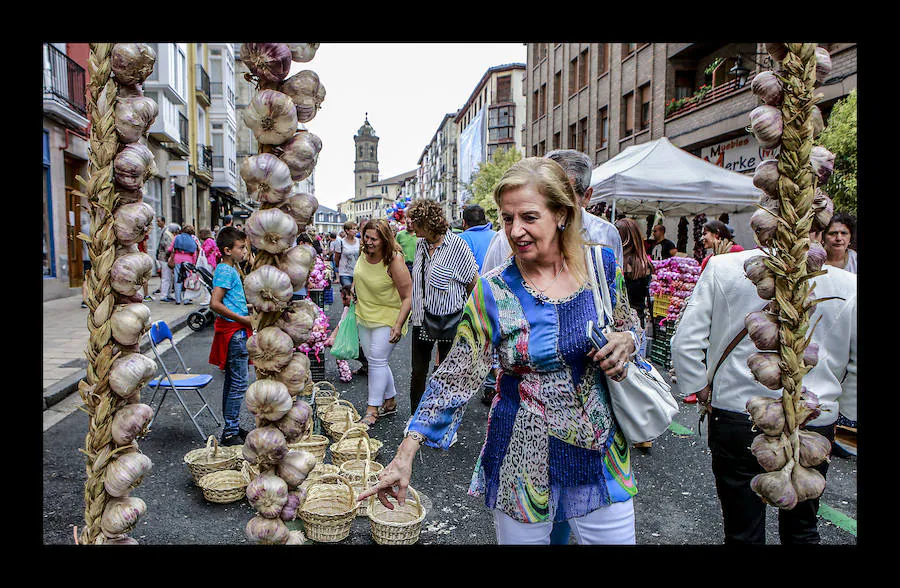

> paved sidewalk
[42,275,197,411]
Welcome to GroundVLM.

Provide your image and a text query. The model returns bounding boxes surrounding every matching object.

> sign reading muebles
[700,136,780,173]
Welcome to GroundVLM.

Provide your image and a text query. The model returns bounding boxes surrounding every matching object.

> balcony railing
[178,112,189,147]
[197,144,213,174]
[195,64,210,103]
[43,44,86,116]
[665,78,748,119]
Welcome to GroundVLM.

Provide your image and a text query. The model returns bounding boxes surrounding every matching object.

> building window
[580,48,589,89]
[568,56,578,95]
[597,106,609,149]
[533,89,540,119]
[675,70,696,100]
[622,43,636,57]
[598,43,609,75]
[579,117,589,152]
[496,74,511,103]
[539,140,546,156]
[553,132,561,149]
[569,122,577,149]
[640,83,652,131]
[539,83,547,117]
[622,91,635,138]
[553,70,562,107]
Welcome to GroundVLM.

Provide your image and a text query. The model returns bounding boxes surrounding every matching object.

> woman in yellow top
[354,218,413,426]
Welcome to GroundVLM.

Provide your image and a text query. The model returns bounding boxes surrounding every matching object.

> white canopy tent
[588,137,763,217]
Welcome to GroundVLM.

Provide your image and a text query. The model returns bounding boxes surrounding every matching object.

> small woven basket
[298,474,358,542]
[322,398,361,428]
[328,410,368,443]
[312,381,339,415]
[198,463,251,504]
[368,485,427,545]
[339,439,383,518]
[330,426,383,466]
[184,435,239,485]
[288,419,328,461]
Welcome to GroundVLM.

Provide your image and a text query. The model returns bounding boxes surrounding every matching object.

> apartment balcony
[42,43,88,130]
[195,64,211,106]
[195,144,214,181]
[664,78,749,120]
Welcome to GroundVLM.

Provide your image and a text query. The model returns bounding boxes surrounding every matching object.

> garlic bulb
[276,449,317,488]
[111,43,157,86]
[101,496,147,538]
[810,146,835,186]
[745,310,780,351]
[750,433,789,472]
[240,43,293,83]
[110,252,155,296]
[747,352,783,391]
[803,343,820,368]
[109,352,158,399]
[279,192,319,228]
[245,470,289,518]
[111,403,155,445]
[814,47,832,84]
[280,491,305,522]
[239,153,294,205]
[750,207,779,246]
[811,190,835,231]
[743,255,774,285]
[113,201,156,246]
[275,353,310,396]
[110,303,152,347]
[275,300,316,346]
[274,401,313,443]
[104,451,153,497]
[752,159,780,196]
[807,242,827,272]
[749,105,783,149]
[281,70,326,123]
[247,327,294,372]
[293,297,321,324]
[798,429,831,468]
[750,464,798,509]
[791,463,826,501]
[277,244,316,291]
[245,515,290,544]
[102,535,139,545]
[245,208,299,255]
[243,265,294,312]
[278,131,321,181]
[114,143,157,192]
[115,95,159,144]
[746,395,785,436]
[810,106,825,138]
[242,426,288,467]
[765,43,788,62]
[243,89,298,146]
[288,43,320,63]
[755,276,776,300]
[750,71,783,106]
[116,187,145,205]
[245,378,294,421]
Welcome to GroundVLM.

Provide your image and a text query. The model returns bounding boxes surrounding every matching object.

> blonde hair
[493,157,587,284]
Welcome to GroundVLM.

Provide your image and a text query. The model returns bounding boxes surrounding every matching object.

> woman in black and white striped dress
[406,199,479,413]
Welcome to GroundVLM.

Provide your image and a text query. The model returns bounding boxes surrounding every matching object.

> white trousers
[159,264,174,298]
[492,499,636,545]
[356,323,398,408]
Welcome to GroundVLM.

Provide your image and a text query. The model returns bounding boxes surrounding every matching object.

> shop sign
[700,136,780,173]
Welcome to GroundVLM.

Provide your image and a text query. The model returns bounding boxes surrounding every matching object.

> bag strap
[585,245,613,328]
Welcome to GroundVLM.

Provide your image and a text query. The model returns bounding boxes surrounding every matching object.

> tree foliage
[461,146,523,225]
[817,89,857,215]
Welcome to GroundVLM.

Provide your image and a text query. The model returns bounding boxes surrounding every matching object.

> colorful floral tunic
[407,247,641,524]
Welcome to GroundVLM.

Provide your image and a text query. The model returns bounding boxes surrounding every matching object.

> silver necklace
[519,259,566,304]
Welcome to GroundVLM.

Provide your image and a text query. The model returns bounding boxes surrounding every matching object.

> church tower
[354,113,379,201]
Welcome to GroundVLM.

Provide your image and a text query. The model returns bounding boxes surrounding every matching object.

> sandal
[377,402,397,417]
[358,412,378,427]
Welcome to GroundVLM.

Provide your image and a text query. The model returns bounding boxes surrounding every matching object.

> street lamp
[729,52,775,88]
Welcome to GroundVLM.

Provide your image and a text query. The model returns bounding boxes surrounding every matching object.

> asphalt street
[42,289,858,545]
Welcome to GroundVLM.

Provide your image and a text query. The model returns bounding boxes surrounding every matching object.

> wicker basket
[330,426,383,466]
[184,435,240,485]
[289,434,329,462]
[339,439,383,518]
[368,485,427,545]
[298,474,358,542]
[198,463,251,504]
[327,410,368,443]
[312,381,339,416]
[321,398,360,426]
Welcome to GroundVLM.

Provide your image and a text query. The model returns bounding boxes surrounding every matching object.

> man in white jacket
[671,247,857,544]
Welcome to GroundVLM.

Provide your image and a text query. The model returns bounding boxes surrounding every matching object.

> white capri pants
[492,499,635,545]
[356,323,398,408]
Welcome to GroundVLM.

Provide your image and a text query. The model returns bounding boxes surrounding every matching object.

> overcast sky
[285,43,527,211]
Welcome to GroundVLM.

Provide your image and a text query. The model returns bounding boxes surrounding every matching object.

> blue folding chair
[145,320,219,440]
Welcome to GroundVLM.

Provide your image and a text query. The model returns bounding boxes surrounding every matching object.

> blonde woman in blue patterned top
[359,158,644,544]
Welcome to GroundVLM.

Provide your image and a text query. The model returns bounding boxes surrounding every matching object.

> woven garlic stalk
[239,42,323,545]
[77,42,158,545]
[744,43,835,509]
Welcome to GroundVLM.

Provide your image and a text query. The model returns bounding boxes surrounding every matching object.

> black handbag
[420,254,463,341]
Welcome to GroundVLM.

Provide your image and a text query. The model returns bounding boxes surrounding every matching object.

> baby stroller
[181,262,216,331]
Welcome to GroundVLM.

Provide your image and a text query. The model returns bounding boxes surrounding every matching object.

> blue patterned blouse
[407,247,641,524]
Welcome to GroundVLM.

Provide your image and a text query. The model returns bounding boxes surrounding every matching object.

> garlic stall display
[77,43,159,544]
[238,42,326,545]
[744,43,836,509]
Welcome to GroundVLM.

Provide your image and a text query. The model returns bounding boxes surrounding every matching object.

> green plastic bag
[330,302,359,360]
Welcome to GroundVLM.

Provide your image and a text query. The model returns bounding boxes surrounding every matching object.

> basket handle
[338,424,368,444]
[406,485,424,518]
[205,435,219,459]
[314,474,355,510]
